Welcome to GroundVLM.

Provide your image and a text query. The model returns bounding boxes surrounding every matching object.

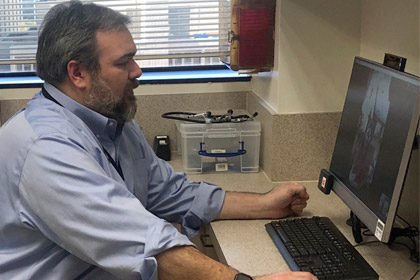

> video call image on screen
[330,59,419,223]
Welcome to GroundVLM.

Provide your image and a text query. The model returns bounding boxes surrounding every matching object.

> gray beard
[84,76,137,123]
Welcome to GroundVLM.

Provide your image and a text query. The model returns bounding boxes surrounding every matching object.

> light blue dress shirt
[0,82,225,280]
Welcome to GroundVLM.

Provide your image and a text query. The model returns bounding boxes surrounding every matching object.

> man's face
[84,28,142,123]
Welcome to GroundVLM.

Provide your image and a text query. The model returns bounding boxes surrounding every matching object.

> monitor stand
[346,211,365,243]
[351,211,363,243]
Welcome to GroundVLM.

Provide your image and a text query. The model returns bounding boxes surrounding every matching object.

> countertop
[168,156,419,280]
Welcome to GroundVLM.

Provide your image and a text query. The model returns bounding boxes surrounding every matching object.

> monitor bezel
[330,56,420,243]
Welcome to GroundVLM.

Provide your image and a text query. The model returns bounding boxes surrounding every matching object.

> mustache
[131,79,139,89]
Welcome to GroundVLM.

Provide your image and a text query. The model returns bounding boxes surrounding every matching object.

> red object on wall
[238,8,275,69]
[222,0,276,72]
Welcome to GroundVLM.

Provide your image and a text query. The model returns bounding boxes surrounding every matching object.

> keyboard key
[307,247,318,256]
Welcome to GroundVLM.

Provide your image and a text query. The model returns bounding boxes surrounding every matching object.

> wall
[248,0,362,181]
[251,0,419,113]
[247,93,340,181]
[251,0,362,114]
[248,0,419,182]
[360,0,419,76]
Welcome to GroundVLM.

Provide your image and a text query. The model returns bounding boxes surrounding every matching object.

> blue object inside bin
[198,141,246,157]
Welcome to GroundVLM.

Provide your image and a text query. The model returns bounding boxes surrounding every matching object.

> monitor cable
[409,269,419,280]
[353,215,419,264]
[353,240,380,248]
[389,215,419,263]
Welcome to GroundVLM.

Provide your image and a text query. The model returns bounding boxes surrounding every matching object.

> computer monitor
[329,56,420,243]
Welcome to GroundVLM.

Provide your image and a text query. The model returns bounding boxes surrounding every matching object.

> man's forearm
[216,191,271,220]
[156,245,237,280]
[216,183,309,220]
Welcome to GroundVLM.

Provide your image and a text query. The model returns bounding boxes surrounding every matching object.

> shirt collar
[43,82,121,140]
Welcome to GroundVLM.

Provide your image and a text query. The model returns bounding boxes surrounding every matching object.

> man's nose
[130,60,142,80]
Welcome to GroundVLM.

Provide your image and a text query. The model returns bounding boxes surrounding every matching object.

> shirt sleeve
[131,123,226,237]
[19,135,194,280]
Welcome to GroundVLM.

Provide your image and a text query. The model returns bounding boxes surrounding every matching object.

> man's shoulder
[24,95,90,140]
[0,105,67,147]
[0,110,39,167]
[1,102,100,161]
[0,109,34,141]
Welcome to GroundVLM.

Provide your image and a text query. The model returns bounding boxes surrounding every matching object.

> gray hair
[36,1,130,84]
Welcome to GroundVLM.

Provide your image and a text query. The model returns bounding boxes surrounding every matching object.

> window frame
[0,65,251,89]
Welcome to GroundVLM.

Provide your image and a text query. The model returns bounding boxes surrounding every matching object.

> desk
[170,158,419,280]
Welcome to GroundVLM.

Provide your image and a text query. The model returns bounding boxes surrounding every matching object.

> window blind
[0,0,231,73]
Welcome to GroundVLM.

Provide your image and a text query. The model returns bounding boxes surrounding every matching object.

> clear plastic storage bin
[176,120,261,173]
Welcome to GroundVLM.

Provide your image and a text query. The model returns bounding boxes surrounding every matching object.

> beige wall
[360,0,419,76]
[251,0,362,114]
[251,0,419,114]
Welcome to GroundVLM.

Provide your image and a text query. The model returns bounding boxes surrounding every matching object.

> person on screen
[349,72,391,192]
[0,2,315,280]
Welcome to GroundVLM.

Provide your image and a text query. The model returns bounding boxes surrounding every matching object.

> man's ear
[67,60,90,89]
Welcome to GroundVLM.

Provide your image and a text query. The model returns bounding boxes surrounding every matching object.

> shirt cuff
[181,182,226,237]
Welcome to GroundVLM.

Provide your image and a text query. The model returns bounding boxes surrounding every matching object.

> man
[0,2,315,280]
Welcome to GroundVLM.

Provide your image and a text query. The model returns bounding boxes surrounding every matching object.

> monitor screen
[329,57,419,243]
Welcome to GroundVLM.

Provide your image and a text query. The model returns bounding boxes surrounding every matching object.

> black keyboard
[265,217,378,280]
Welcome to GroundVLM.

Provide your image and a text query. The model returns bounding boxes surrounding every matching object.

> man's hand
[260,182,310,219]
[216,182,310,220]
[255,271,318,280]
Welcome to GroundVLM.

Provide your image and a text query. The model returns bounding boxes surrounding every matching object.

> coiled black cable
[162,110,258,123]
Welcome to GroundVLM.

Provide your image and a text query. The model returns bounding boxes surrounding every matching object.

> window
[0,0,231,73]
